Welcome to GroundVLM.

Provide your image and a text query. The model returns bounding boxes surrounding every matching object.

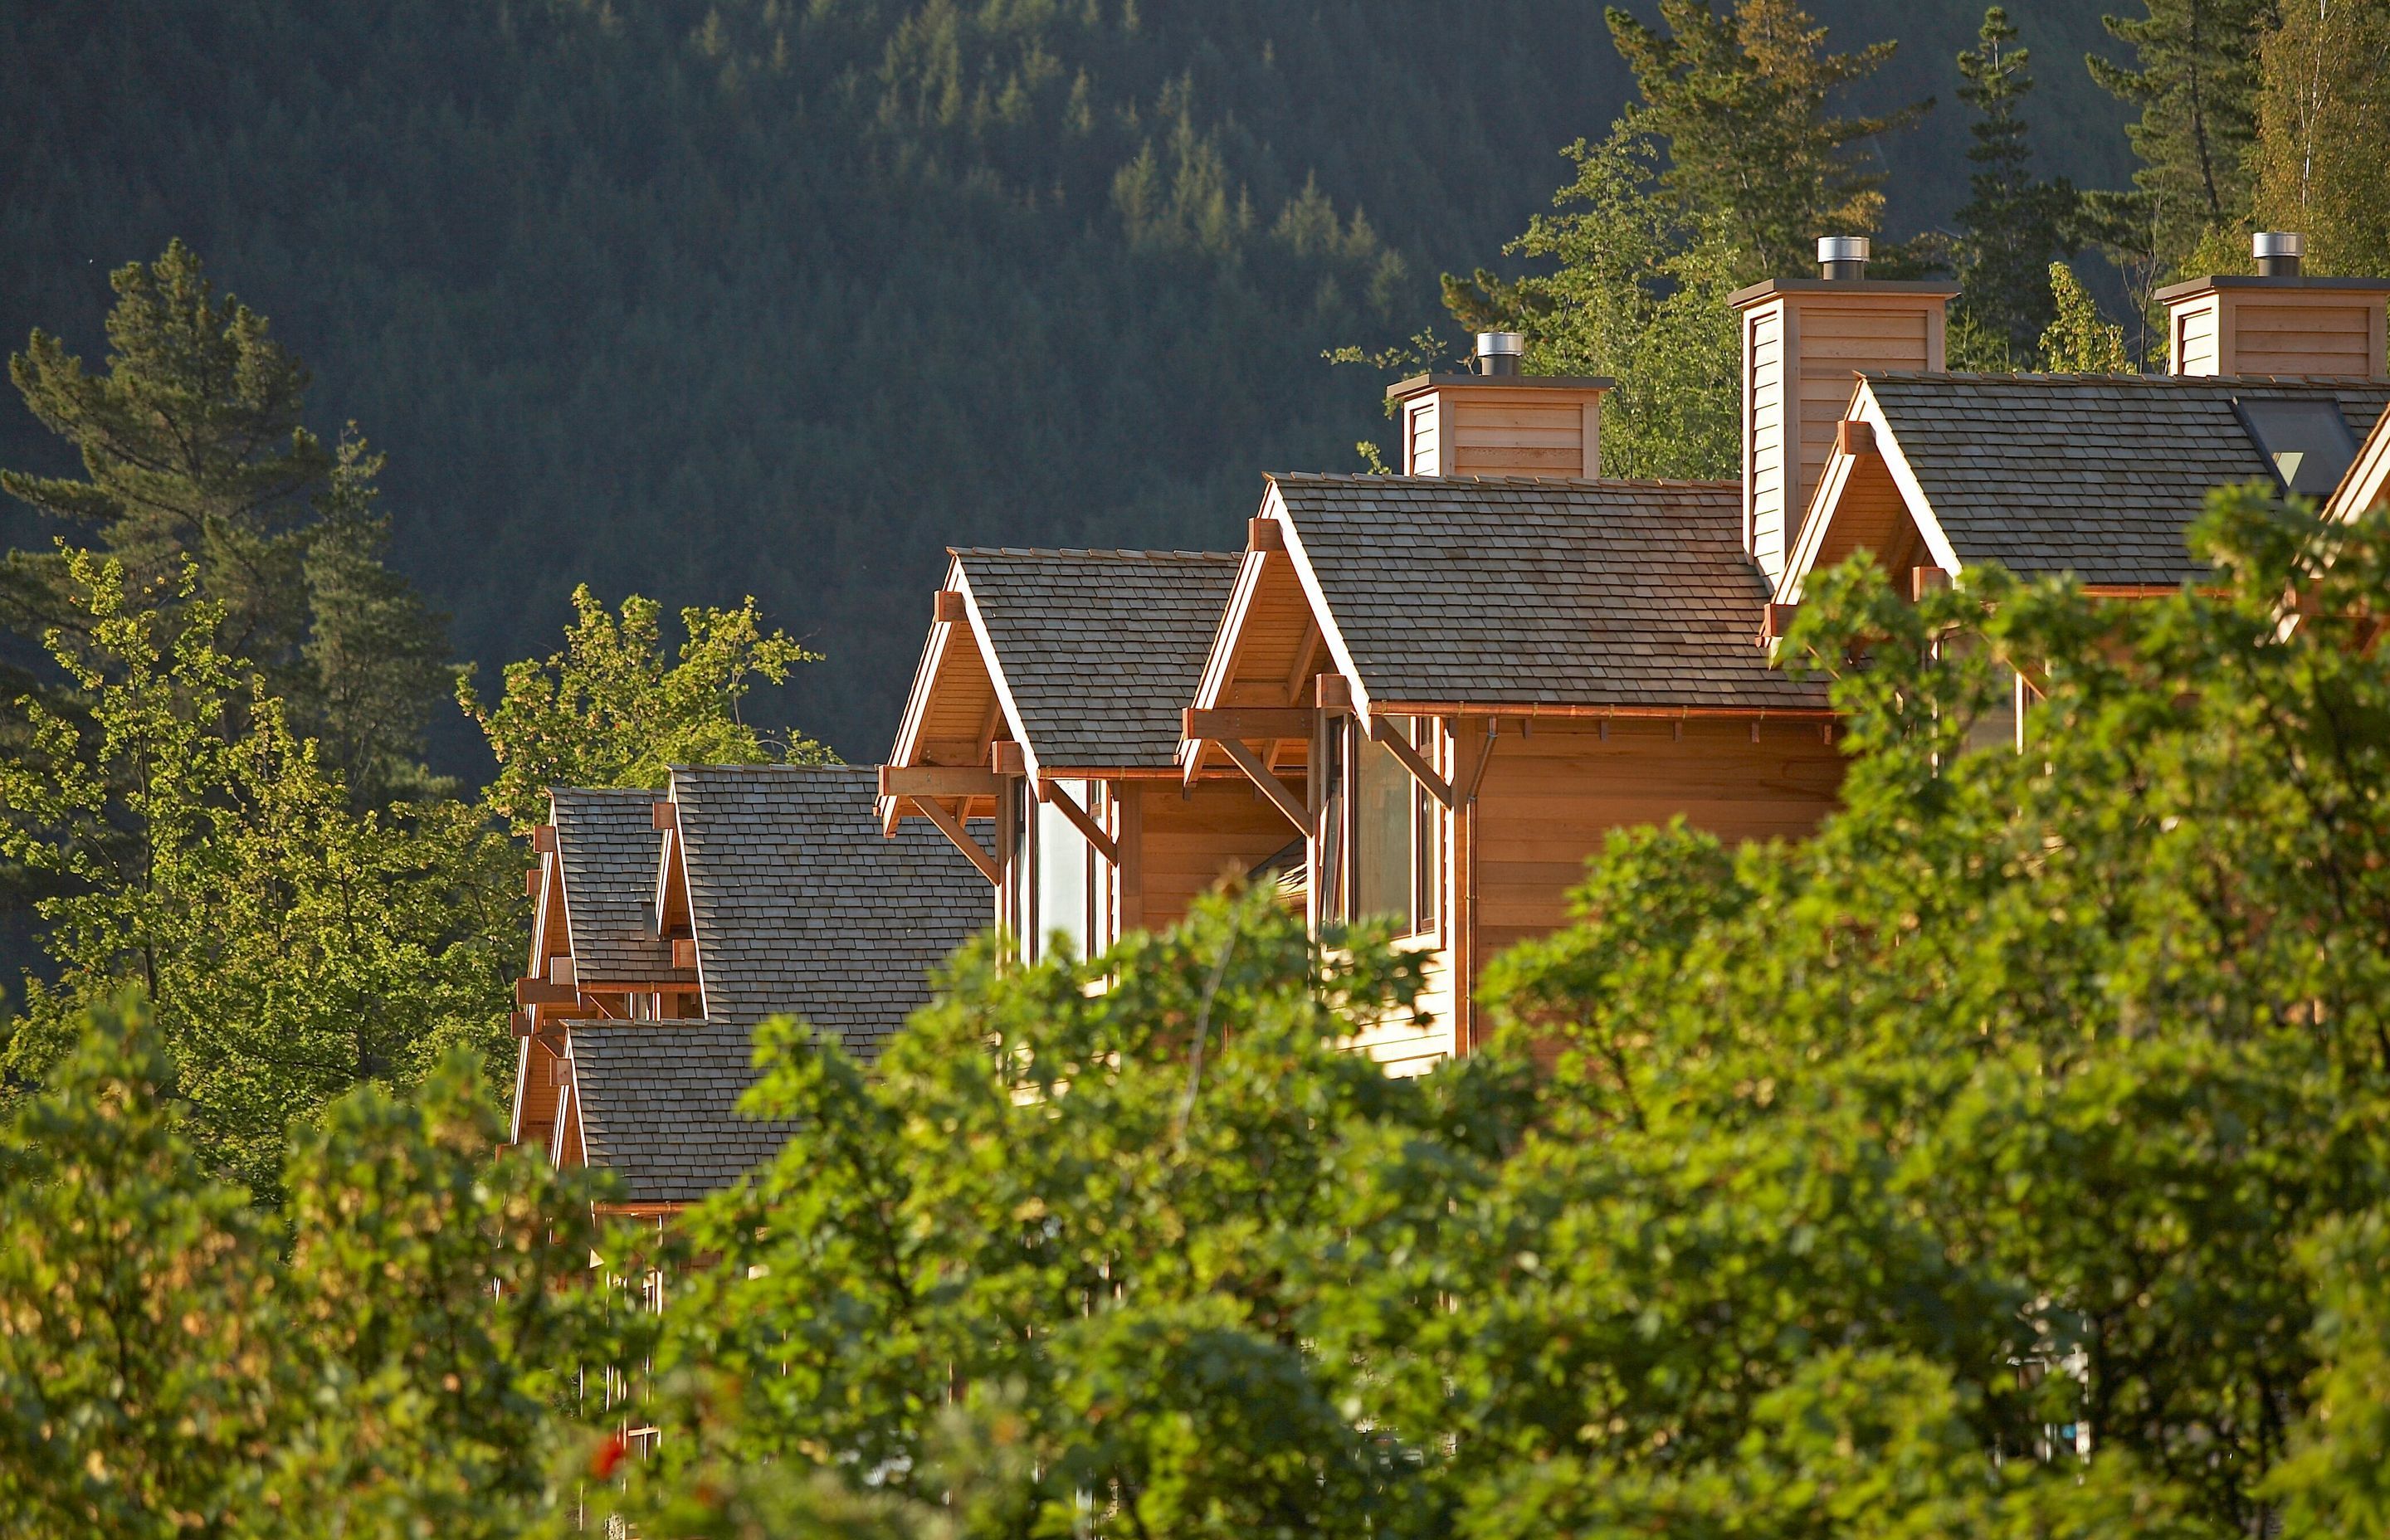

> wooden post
[1446,719,1487,1055]
[1115,786,1144,936]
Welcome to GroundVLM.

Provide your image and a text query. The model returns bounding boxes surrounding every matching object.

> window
[2233,397,2359,499]
[1034,779,1095,961]
[1352,716,1439,937]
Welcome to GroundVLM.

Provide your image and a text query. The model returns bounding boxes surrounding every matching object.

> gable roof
[1856,373,2390,586]
[564,1019,797,1206]
[550,788,676,983]
[669,764,983,1060]
[954,548,1241,771]
[2325,402,2390,524]
[1263,474,1828,712]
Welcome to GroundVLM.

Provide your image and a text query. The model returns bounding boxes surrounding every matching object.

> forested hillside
[0,1,2133,763]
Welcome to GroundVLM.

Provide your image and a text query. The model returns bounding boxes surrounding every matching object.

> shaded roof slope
[1866,373,2390,584]
[1268,474,1827,710]
[566,1019,796,1205]
[551,788,674,982]
[956,548,1241,768]
[671,764,985,1060]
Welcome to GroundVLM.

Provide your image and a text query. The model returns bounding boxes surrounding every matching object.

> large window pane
[1036,780,1091,959]
[1354,719,1414,930]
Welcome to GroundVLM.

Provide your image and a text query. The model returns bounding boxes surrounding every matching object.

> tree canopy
[9,485,2390,1538]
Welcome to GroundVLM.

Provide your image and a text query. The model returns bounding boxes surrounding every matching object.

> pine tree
[1952,8,2082,358]
[1603,0,1932,276]
[2090,0,2276,276]
[2,241,450,805]
[2253,0,2390,276]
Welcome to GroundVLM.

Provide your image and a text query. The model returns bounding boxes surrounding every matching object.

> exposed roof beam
[1036,778,1119,865]
[880,764,1007,801]
[1212,736,1307,831]
[1368,716,1453,810]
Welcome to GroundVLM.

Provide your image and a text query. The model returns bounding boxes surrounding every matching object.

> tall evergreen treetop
[2089,0,2275,276]
[1603,0,1933,275]
[1952,7,2083,358]
[2,242,451,804]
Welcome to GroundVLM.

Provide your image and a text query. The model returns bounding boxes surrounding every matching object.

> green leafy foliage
[2039,261,2138,371]
[2253,0,2390,278]
[0,553,516,1192]
[0,997,616,1538]
[460,584,832,834]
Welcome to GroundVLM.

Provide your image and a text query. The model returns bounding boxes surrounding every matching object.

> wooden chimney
[1386,332,1612,479]
[1732,238,1956,582]
[2159,232,2390,379]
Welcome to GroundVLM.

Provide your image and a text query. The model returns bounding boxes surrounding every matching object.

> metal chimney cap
[1817,236,1871,266]
[1475,331,1525,357]
[2254,231,2306,259]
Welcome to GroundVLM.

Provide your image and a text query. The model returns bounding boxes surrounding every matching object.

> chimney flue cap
[1475,331,1524,376]
[2254,231,2305,276]
[1817,236,1871,280]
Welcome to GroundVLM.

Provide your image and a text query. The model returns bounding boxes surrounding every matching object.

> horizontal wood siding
[1744,290,1947,582]
[1446,393,1593,477]
[1344,941,1456,1075]
[2173,298,2222,374]
[2231,296,2383,378]
[1134,781,1307,932]
[1471,719,1845,964]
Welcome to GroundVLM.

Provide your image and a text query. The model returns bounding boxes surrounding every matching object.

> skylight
[2233,397,2360,500]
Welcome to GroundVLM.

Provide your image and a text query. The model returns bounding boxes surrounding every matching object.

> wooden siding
[1133,779,1306,932]
[1743,292,1944,582]
[1344,939,1456,1076]
[2171,289,2388,379]
[1400,385,1601,478]
[1471,718,1844,964]
[2172,296,2223,375]
[1806,446,1927,583]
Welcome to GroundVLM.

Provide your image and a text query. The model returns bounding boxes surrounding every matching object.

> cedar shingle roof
[670,764,984,1060]
[1268,474,1828,710]
[565,1019,797,1205]
[955,548,1241,768]
[550,788,675,983]
[1865,373,2390,584]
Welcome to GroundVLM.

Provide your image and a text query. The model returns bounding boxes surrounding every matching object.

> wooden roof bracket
[1036,777,1119,865]
[1369,715,1453,809]
[1212,737,1308,831]
[1180,704,1314,812]
[910,795,1001,886]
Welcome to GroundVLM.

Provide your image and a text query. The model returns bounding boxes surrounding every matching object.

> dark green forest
[0,0,2134,766]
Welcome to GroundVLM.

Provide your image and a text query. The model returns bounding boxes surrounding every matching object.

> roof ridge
[949,545,1237,562]
[1869,369,2388,387]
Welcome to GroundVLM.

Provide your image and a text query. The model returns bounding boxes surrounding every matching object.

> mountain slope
[0,1,2131,765]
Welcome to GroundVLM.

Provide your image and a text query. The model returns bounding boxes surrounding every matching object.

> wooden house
[514,765,984,1213]
[1182,473,1844,1070]
[1773,236,2390,616]
[877,547,1297,962]
[511,788,698,1159]
[2324,404,2390,524]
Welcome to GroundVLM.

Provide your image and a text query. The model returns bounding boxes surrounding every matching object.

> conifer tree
[2,241,451,806]
[2253,0,2390,276]
[1952,8,2082,359]
[2090,0,2275,276]
[1603,0,1931,275]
